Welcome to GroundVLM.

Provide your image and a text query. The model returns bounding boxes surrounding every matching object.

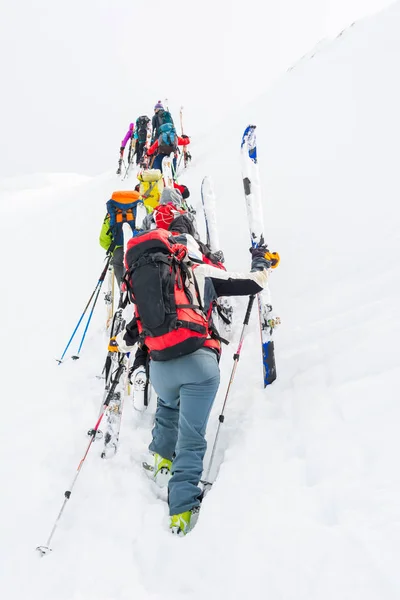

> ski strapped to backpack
[123,229,223,360]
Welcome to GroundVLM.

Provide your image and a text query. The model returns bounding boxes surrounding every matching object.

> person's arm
[177,136,190,146]
[147,139,158,156]
[151,115,158,142]
[121,128,132,149]
[195,263,267,298]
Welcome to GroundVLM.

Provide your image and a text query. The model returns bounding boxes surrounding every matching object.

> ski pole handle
[99,255,112,280]
[244,295,255,325]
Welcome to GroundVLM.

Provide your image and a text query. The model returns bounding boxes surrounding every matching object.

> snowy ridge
[2,2,400,599]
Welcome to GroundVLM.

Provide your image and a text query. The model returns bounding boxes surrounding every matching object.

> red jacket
[147,136,190,156]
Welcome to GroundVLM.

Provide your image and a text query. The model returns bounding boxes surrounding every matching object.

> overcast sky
[0,0,395,178]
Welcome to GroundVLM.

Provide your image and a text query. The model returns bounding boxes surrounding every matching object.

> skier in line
[134,179,190,206]
[117,123,135,174]
[133,115,151,166]
[99,190,142,286]
[147,133,190,172]
[125,213,225,411]
[116,229,272,535]
[148,101,190,172]
[99,215,124,286]
[141,188,196,233]
[151,101,165,142]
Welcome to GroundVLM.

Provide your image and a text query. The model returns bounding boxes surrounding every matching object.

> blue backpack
[106,191,141,247]
[158,122,178,154]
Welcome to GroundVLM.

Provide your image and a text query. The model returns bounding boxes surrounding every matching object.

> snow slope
[2,2,400,599]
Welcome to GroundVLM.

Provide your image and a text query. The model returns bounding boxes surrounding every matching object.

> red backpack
[153,203,186,230]
[124,229,213,361]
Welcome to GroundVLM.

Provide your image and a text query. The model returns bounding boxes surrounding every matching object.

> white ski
[241,125,278,386]
[162,154,174,188]
[201,176,233,337]
[104,264,115,330]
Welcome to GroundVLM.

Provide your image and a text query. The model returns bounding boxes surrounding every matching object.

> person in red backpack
[116,226,274,536]
[126,214,225,413]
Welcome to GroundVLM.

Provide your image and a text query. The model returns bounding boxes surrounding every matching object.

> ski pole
[179,106,191,168]
[57,256,111,364]
[176,148,184,174]
[71,269,108,360]
[180,105,184,136]
[202,295,256,489]
[171,156,178,182]
[179,106,186,169]
[36,358,126,557]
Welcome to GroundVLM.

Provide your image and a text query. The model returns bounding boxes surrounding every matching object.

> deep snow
[1,2,400,599]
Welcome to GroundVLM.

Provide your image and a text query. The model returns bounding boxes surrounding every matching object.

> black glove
[180,185,190,199]
[211,250,225,264]
[123,317,140,347]
[250,245,271,272]
[181,134,189,139]
[120,146,124,154]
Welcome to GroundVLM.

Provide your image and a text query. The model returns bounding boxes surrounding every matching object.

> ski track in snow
[2,3,400,598]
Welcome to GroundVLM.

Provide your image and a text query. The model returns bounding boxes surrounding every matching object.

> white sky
[0,0,395,177]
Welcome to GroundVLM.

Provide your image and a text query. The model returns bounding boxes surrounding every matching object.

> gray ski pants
[149,348,220,515]
[111,246,124,287]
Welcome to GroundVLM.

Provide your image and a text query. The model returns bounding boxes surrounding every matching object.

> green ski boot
[143,453,172,487]
[170,507,200,536]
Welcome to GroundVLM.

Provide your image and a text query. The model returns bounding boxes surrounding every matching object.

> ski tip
[241,125,257,163]
[241,124,256,145]
[36,545,52,557]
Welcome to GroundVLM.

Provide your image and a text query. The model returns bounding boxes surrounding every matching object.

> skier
[133,115,151,166]
[117,123,135,174]
[99,190,142,286]
[137,173,189,211]
[137,168,164,212]
[141,188,196,233]
[122,214,224,413]
[147,133,190,172]
[148,101,190,172]
[115,228,272,535]
[151,101,165,142]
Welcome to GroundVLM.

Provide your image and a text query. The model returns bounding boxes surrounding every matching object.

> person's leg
[148,361,181,461]
[111,246,124,287]
[149,397,179,461]
[152,154,163,171]
[167,349,220,515]
[136,142,144,165]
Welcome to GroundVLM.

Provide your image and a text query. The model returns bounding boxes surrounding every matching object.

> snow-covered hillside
[2,3,400,599]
